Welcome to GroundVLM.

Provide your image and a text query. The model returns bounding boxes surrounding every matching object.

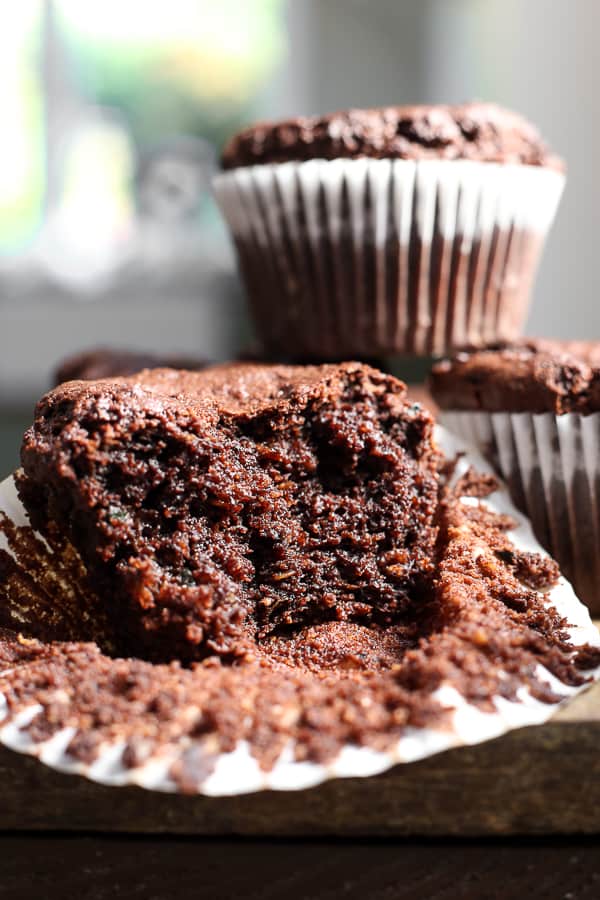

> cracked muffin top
[221,103,563,170]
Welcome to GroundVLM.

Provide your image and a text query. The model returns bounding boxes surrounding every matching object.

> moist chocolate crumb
[19,363,440,663]
[454,467,499,499]
[494,548,560,591]
[1,457,597,791]
[222,103,563,171]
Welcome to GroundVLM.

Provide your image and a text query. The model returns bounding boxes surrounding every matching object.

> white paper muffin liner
[440,410,600,615]
[214,159,564,358]
[0,426,598,796]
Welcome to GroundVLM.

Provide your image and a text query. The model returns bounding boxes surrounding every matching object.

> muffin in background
[430,340,600,614]
[53,348,209,385]
[214,103,565,360]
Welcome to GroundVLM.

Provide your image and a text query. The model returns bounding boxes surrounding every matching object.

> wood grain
[2,679,600,837]
[3,833,600,900]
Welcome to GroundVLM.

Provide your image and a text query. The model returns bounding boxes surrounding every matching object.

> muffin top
[429,340,600,414]
[221,102,564,170]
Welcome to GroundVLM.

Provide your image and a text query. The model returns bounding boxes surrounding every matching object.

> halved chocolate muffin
[0,362,598,794]
[16,363,440,663]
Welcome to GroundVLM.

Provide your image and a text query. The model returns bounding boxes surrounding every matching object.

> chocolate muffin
[214,103,565,359]
[54,349,208,385]
[1,366,598,793]
[430,340,600,612]
[17,362,439,663]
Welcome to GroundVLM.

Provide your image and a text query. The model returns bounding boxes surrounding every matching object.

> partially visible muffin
[429,339,600,413]
[54,348,208,385]
[214,103,565,359]
[430,340,600,612]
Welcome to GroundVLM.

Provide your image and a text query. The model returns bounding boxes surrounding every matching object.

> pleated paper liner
[0,427,598,796]
[440,410,600,615]
[213,159,564,359]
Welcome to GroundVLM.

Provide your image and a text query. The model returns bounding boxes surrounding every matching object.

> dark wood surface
[1,680,599,838]
[2,832,600,900]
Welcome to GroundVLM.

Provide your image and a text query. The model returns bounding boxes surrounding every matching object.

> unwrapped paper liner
[0,426,598,796]
[214,159,564,358]
[440,410,600,616]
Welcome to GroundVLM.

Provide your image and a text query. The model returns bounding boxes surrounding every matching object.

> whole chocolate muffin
[214,103,565,359]
[430,340,600,612]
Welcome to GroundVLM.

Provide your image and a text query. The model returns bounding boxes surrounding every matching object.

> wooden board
[1,678,600,837]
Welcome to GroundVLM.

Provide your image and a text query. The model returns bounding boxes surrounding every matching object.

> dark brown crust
[429,340,600,414]
[221,103,563,171]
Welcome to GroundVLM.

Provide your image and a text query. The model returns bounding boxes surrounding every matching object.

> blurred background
[0,0,597,475]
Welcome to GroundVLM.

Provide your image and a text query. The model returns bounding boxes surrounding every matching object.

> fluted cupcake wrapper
[0,428,598,797]
[214,159,564,358]
[440,411,600,615]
